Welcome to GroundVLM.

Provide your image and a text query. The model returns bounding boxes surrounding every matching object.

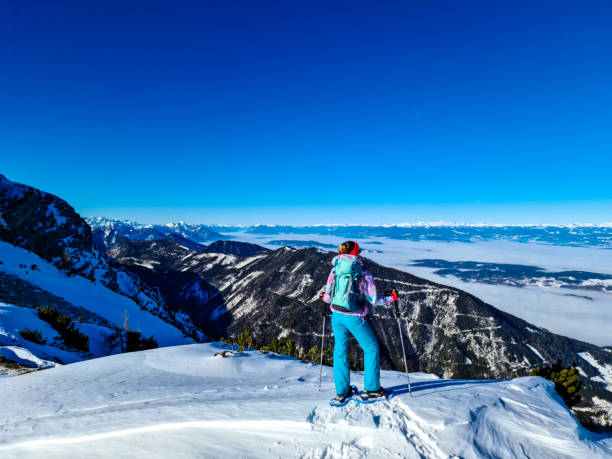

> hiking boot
[356,387,387,402]
[330,386,355,406]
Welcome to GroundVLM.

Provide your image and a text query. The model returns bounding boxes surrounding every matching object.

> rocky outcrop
[0,174,113,284]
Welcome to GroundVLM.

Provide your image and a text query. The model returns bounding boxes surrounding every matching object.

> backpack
[330,257,364,312]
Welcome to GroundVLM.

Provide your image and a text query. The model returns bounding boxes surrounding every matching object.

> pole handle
[384,289,400,317]
[319,292,329,316]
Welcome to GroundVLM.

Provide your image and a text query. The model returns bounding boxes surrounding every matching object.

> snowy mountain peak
[87,218,227,248]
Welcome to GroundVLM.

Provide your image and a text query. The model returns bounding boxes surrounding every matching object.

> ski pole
[393,294,412,398]
[318,314,326,392]
[318,293,328,392]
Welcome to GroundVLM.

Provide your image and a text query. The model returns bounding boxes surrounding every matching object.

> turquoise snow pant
[331,311,380,395]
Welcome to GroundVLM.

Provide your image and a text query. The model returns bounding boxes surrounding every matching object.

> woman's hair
[338,241,357,255]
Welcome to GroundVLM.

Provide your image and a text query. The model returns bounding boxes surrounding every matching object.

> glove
[384,290,399,302]
[319,292,329,315]
[385,289,400,316]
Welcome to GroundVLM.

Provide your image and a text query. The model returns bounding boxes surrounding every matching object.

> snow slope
[0,302,78,365]
[0,241,192,348]
[0,343,610,458]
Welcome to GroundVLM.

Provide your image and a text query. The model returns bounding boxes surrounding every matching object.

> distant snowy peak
[246,221,612,231]
[385,222,612,228]
[88,219,612,249]
[159,221,226,243]
[242,224,612,248]
[87,217,227,250]
[86,216,141,227]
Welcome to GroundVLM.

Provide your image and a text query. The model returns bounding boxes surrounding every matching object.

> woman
[321,241,398,403]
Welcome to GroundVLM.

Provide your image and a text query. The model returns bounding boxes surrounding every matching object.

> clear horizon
[83,203,612,227]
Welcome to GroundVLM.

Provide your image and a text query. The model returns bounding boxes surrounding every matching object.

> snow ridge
[0,343,609,458]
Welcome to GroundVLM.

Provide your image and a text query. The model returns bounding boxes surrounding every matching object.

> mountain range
[88,220,612,249]
[242,223,612,248]
[0,174,610,431]
[87,217,228,252]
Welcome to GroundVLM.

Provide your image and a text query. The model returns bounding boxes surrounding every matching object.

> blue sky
[1,1,611,224]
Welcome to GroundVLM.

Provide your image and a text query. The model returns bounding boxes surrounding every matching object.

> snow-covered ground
[0,343,609,458]
[0,302,79,365]
[227,232,612,346]
[0,241,192,348]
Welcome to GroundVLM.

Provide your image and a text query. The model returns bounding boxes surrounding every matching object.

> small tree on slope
[530,360,582,408]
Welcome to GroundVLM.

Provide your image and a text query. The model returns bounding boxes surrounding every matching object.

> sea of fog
[225,231,612,347]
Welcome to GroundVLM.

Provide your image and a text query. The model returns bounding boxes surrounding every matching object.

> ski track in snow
[0,343,609,458]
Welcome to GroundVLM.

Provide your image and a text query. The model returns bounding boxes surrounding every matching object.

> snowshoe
[329,385,357,407]
[354,387,390,404]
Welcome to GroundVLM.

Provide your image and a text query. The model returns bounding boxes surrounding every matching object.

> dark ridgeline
[202,240,270,257]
